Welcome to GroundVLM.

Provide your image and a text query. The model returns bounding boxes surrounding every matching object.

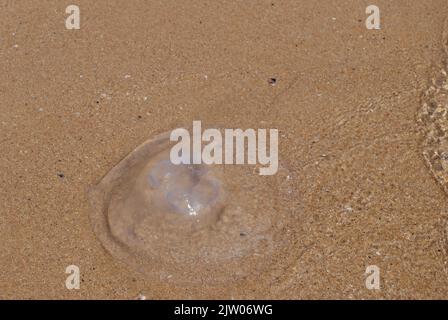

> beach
[1,0,448,299]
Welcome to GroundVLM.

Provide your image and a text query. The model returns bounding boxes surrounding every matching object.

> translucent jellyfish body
[89,131,296,285]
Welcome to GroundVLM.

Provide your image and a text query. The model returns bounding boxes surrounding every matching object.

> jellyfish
[88,130,296,285]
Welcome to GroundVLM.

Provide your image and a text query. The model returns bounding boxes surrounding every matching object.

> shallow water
[89,131,297,285]
[418,19,448,194]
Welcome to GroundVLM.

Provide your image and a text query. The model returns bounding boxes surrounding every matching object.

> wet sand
[1,0,448,299]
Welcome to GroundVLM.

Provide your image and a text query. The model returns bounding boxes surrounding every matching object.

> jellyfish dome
[88,131,296,285]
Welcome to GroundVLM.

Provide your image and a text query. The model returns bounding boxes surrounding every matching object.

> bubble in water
[88,131,296,285]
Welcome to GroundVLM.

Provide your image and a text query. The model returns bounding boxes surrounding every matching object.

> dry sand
[1,0,448,299]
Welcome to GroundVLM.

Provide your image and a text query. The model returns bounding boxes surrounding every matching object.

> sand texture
[1,0,448,299]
